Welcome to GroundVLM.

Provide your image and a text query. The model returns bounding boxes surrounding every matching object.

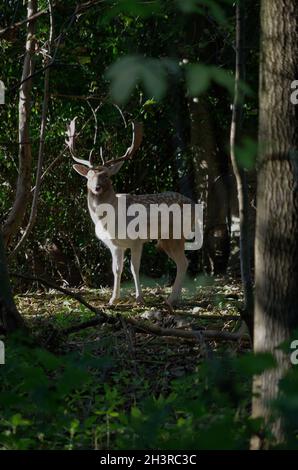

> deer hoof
[135,295,145,305]
[109,297,119,306]
[166,295,180,308]
[165,299,174,314]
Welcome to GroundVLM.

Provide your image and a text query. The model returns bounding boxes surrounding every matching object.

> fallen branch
[10,272,248,343]
[60,315,244,342]
[10,272,108,320]
[126,318,245,342]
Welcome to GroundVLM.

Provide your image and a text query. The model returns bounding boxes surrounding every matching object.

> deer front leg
[130,243,144,304]
[109,247,124,305]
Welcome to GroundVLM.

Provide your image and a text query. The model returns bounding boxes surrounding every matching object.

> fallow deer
[66,119,199,306]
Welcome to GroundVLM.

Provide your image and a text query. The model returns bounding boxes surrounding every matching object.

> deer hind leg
[109,247,124,305]
[158,239,189,306]
[130,242,144,304]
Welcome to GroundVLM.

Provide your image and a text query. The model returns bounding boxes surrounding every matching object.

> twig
[87,102,101,163]
[7,0,105,93]
[0,6,50,38]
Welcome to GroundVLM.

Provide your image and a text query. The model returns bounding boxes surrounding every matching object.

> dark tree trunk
[190,97,231,275]
[0,232,25,333]
[252,0,298,448]
[230,0,254,337]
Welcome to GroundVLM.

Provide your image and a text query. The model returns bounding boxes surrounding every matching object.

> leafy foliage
[1,327,297,450]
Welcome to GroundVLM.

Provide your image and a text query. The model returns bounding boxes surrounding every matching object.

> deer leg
[130,243,144,304]
[159,239,188,306]
[109,247,124,305]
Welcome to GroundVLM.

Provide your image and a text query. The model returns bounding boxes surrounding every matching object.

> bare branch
[87,102,101,167]
[6,0,105,94]
[0,6,49,38]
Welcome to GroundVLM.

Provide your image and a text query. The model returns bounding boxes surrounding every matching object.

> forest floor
[16,275,251,388]
[3,276,253,449]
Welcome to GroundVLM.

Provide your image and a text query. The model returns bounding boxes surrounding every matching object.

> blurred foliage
[1,331,297,450]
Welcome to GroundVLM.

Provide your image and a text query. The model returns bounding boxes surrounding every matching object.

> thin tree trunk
[251,0,298,448]
[0,232,25,333]
[230,0,254,338]
[11,0,54,256]
[2,0,37,247]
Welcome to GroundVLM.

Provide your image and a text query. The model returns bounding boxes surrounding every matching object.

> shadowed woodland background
[1,0,298,452]
[0,0,259,287]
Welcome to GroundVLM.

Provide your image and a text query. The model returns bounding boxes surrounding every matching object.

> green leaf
[106,56,168,104]
[106,56,141,103]
[235,137,258,170]
[103,0,161,23]
[10,413,31,428]
[78,56,91,65]
[176,0,232,24]
[141,59,167,100]
[237,352,277,376]
[210,66,234,94]
[186,64,210,95]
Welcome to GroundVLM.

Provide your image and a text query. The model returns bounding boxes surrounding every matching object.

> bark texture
[2,0,37,247]
[252,0,298,447]
[0,232,25,333]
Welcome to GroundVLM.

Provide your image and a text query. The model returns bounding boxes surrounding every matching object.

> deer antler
[66,117,94,167]
[104,121,143,167]
[67,119,143,168]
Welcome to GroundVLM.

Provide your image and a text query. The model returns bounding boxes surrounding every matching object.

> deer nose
[96,184,101,191]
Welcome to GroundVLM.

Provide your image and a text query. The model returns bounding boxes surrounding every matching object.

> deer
[66,119,199,307]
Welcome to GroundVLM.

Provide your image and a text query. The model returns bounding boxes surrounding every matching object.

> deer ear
[107,161,124,176]
[73,164,89,178]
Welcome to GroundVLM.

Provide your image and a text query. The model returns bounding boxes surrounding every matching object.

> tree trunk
[0,232,25,333]
[190,97,230,275]
[230,0,254,338]
[2,0,37,247]
[252,0,298,448]
[11,0,54,256]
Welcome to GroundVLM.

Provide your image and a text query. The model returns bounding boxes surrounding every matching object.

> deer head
[66,118,143,196]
